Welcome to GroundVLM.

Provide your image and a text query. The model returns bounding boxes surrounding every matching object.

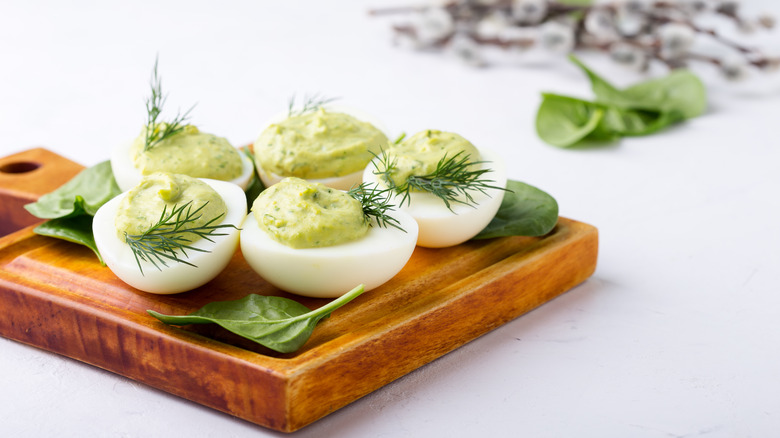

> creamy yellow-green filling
[379,130,481,189]
[115,172,226,241]
[131,125,243,181]
[255,108,389,179]
[252,177,368,249]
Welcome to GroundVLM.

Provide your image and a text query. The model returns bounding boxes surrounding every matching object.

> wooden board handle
[0,148,84,236]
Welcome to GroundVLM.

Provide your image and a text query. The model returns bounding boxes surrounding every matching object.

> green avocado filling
[380,130,481,189]
[131,125,243,181]
[115,172,226,242]
[252,177,369,249]
[254,108,389,179]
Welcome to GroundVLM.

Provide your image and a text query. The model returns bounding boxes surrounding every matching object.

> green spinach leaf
[34,215,104,264]
[620,70,706,119]
[537,56,706,147]
[569,55,706,119]
[148,284,365,353]
[24,160,121,219]
[241,147,265,209]
[535,93,606,147]
[599,106,683,137]
[23,160,120,263]
[474,180,558,239]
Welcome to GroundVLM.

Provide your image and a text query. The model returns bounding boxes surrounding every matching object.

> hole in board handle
[0,161,41,174]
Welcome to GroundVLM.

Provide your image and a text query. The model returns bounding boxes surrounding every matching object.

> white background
[1,1,779,437]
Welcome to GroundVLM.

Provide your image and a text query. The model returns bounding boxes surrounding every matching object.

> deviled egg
[93,172,246,294]
[111,124,255,192]
[253,105,390,190]
[240,177,418,298]
[363,130,507,248]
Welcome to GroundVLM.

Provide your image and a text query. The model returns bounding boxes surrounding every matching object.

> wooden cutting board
[0,148,598,432]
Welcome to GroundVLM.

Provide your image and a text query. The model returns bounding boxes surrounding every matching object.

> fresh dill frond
[347,182,405,232]
[143,58,196,151]
[287,93,338,117]
[392,132,406,144]
[372,150,506,212]
[124,201,237,275]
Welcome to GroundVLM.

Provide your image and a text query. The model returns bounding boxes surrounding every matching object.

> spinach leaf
[537,56,706,147]
[474,180,558,239]
[25,160,121,219]
[599,106,683,137]
[34,215,104,264]
[241,147,265,209]
[567,56,628,107]
[23,160,120,263]
[535,93,606,147]
[621,71,706,119]
[569,55,706,119]
[148,284,365,353]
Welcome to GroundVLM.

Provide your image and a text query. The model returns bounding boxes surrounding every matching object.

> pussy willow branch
[371,0,778,75]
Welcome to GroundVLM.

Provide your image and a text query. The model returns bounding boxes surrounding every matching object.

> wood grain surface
[0,149,599,432]
[0,148,83,236]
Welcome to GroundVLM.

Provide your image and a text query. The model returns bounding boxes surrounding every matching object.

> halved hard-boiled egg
[240,177,418,298]
[253,104,391,190]
[93,172,246,294]
[362,130,507,248]
[111,124,255,192]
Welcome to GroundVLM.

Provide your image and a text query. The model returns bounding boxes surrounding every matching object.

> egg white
[93,178,247,294]
[253,104,391,191]
[363,148,508,248]
[240,210,418,298]
[110,140,255,192]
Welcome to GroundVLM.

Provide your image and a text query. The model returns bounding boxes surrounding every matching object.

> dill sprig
[373,150,505,211]
[347,182,405,232]
[287,93,338,117]
[143,58,196,151]
[124,201,237,275]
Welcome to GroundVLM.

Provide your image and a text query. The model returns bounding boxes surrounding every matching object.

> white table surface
[2,1,779,437]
